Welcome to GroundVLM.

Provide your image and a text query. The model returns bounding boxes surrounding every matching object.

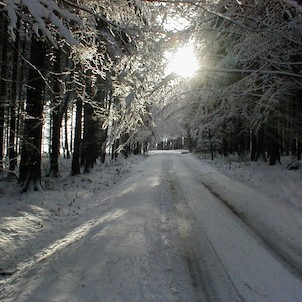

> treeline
[2,0,301,196]
[0,1,161,191]
[182,0,302,165]
[153,137,188,150]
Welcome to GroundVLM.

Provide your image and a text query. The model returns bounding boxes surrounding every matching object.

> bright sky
[166,42,199,78]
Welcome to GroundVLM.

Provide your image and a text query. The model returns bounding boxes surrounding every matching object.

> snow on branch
[199,67,302,79]
[281,0,302,13]
[3,0,82,47]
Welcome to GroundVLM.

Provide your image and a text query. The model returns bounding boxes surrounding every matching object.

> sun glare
[167,43,199,78]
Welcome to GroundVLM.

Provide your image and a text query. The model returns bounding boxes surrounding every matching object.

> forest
[0,0,302,192]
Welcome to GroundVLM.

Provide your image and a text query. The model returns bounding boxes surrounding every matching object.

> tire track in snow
[180,155,302,282]
[162,158,243,302]
[202,180,302,281]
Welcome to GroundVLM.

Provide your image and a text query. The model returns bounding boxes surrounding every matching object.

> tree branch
[61,0,118,30]
[199,67,302,79]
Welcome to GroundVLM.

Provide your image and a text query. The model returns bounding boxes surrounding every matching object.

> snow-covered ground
[0,151,301,301]
[201,154,302,212]
[0,156,143,278]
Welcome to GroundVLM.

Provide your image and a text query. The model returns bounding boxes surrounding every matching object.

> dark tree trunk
[222,136,228,157]
[120,133,130,158]
[64,109,70,159]
[251,128,266,162]
[19,37,46,192]
[95,78,111,164]
[251,132,257,161]
[8,81,17,172]
[111,139,119,160]
[268,140,280,165]
[49,50,62,177]
[0,17,7,172]
[291,136,297,158]
[267,125,280,166]
[49,50,72,176]
[9,18,22,172]
[69,103,73,155]
[186,127,194,152]
[236,120,249,161]
[256,127,266,161]
[143,141,148,154]
[71,98,82,176]
[83,103,96,173]
[82,72,105,172]
[49,107,61,177]
[99,128,107,164]
[5,38,14,171]
[17,26,31,156]
[133,142,141,155]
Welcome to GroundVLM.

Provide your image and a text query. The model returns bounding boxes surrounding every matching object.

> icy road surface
[1,150,302,301]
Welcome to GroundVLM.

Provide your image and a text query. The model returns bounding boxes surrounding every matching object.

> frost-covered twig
[21,54,53,93]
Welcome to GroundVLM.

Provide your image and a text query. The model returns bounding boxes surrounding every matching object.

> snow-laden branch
[199,67,302,79]
[61,0,117,29]
[281,0,302,13]
[3,0,81,47]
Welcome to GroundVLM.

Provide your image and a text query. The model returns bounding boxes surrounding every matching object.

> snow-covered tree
[0,0,173,188]
[181,0,302,162]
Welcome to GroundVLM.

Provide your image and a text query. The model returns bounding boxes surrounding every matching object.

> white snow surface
[0,151,302,301]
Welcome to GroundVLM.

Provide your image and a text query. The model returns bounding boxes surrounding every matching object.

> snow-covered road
[1,151,302,301]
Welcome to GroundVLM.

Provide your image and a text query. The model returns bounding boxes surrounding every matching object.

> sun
[167,43,199,78]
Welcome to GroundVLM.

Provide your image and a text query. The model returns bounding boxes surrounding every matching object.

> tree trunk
[69,102,74,155]
[256,126,266,161]
[99,128,107,164]
[49,50,72,176]
[49,50,62,177]
[95,78,111,164]
[83,103,95,173]
[17,25,32,156]
[186,127,193,152]
[222,135,228,157]
[251,132,257,161]
[5,45,14,168]
[0,17,7,172]
[19,37,46,192]
[49,106,61,177]
[120,133,130,158]
[236,120,249,161]
[71,98,83,176]
[8,18,22,172]
[64,109,70,159]
[267,124,280,166]
[111,139,119,160]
